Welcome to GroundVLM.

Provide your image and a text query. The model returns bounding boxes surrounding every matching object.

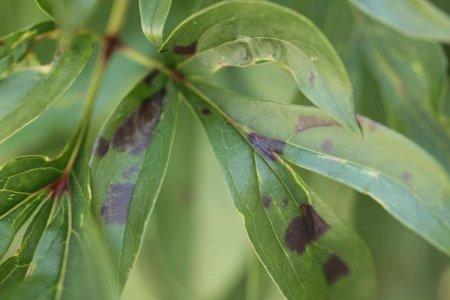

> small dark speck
[323,254,349,284]
[94,137,110,158]
[173,41,197,55]
[201,107,211,115]
[262,195,272,208]
[320,139,333,153]
[309,71,316,88]
[101,183,135,225]
[402,171,412,183]
[247,132,286,161]
[284,203,329,253]
[0,40,4,47]
[282,198,289,207]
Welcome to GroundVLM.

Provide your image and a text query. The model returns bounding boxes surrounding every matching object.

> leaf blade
[90,72,179,287]
[139,0,172,46]
[0,34,92,144]
[349,0,450,42]
[163,0,359,132]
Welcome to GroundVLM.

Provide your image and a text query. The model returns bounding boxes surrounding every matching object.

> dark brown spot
[357,115,378,131]
[123,164,139,180]
[309,70,316,88]
[262,195,272,208]
[323,254,349,284]
[201,108,211,115]
[143,70,159,86]
[112,89,165,155]
[320,139,333,153]
[94,137,110,158]
[103,34,123,60]
[0,40,4,47]
[296,116,341,133]
[282,197,289,207]
[173,41,197,55]
[101,183,135,224]
[284,204,329,253]
[247,132,286,161]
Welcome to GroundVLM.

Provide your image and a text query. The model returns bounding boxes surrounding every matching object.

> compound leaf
[163,0,359,133]
[179,82,376,299]
[180,80,450,256]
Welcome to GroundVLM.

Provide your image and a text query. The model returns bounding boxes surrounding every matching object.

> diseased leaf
[35,0,98,31]
[90,72,179,287]
[163,0,359,133]
[0,34,92,144]
[359,19,450,172]
[139,0,172,46]
[348,0,450,43]
[180,83,376,299]
[0,21,55,75]
[181,80,450,256]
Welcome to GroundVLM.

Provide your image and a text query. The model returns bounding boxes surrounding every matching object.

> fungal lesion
[111,88,166,155]
[323,254,350,284]
[247,132,286,161]
[284,203,329,253]
[296,116,341,133]
[101,183,135,225]
[173,41,197,56]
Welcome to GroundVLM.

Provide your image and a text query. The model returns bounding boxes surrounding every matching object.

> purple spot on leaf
[94,137,110,158]
[112,89,165,155]
[309,71,316,88]
[173,41,197,55]
[296,116,341,133]
[262,195,272,208]
[101,183,135,225]
[284,204,329,253]
[321,139,333,153]
[248,133,286,161]
[323,254,349,284]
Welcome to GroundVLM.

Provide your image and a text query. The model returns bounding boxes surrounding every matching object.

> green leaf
[0,34,92,144]
[348,0,450,43]
[90,72,179,287]
[0,21,55,75]
[179,82,376,299]
[0,151,117,299]
[359,20,450,172]
[181,80,450,256]
[163,0,359,133]
[139,0,172,46]
[35,0,98,31]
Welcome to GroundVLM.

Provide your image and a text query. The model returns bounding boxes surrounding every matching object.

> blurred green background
[1,0,449,299]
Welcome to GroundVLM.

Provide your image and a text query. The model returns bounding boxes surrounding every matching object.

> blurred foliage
[0,0,449,299]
